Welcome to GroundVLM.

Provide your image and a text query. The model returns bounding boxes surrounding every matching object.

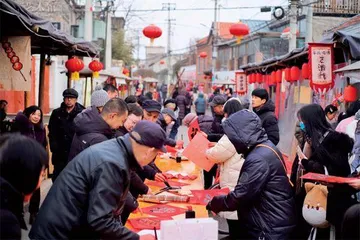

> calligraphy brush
[154,227,158,240]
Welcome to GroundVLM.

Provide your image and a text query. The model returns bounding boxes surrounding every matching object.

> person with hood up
[68,98,128,161]
[206,109,296,239]
[29,121,168,240]
[194,93,207,116]
[175,89,190,125]
[13,106,47,225]
[205,99,245,239]
[251,88,279,145]
[48,88,85,181]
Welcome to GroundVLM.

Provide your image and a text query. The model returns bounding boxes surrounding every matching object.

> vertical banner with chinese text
[308,43,334,95]
[235,71,247,95]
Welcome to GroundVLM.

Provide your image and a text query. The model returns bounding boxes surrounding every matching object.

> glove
[206,195,226,214]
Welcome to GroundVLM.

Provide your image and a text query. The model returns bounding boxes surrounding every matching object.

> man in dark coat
[206,109,295,239]
[252,88,280,145]
[29,121,168,240]
[48,89,85,181]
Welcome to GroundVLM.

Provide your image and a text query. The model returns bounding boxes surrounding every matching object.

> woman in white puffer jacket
[206,98,245,239]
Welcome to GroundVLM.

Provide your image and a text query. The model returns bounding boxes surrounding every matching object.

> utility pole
[212,0,218,80]
[162,3,176,95]
[84,0,93,65]
[104,1,113,70]
[288,0,298,51]
[305,0,313,44]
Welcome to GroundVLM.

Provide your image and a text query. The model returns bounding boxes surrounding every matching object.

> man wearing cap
[29,121,167,240]
[142,99,162,122]
[91,85,110,113]
[48,88,85,181]
[251,88,279,145]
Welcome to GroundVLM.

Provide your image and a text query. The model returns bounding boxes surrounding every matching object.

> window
[52,22,61,30]
[71,25,79,38]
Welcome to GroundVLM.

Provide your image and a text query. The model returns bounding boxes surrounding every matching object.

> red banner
[187,119,200,141]
[191,188,230,205]
[235,72,247,95]
[301,172,359,184]
[308,43,335,95]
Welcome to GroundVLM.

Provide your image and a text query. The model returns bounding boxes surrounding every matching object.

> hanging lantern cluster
[282,27,300,37]
[123,68,130,77]
[65,57,84,80]
[160,60,165,65]
[290,66,300,82]
[88,60,103,78]
[344,85,357,102]
[2,39,23,72]
[256,73,263,84]
[143,25,162,44]
[229,22,250,44]
[275,69,282,83]
[199,52,207,58]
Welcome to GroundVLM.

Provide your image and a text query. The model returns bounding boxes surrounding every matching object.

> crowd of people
[0,84,359,240]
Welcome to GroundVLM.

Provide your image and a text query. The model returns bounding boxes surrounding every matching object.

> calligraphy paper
[146,180,190,188]
[187,120,200,141]
[141,204,187,218]
[164,171,198,180]
[182,133,214,171]
[129,217,171,230]
[301,173,359,184]
[191,188,230,205]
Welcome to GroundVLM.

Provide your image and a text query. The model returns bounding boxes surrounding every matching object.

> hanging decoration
[229,22,250,44]
[290,66,300,82]
[199,52,207,58]
[275,69,282,83]
[282,27,300,37]
[302,63,309,79]
[235,72,247,95]
[285,68,291,82]
[143,25,162,45]
[344,85,357,102]
[248,74,254,84]
[309,43,335,94]
[123,68,130,77]
[270,71,276,86]
[65,57,84,80]
[88,60,103,78]
[160,60,165,65]
[255,73,263,84]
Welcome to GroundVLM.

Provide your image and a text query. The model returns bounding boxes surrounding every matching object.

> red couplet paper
[139,234,156,240]
[129,217,171,231]
[191,188,230,205]
[182,133,214,171]
[187,119,201,141]
[301,172,359,184]
[145,180,190,188]
[141,204,187,218]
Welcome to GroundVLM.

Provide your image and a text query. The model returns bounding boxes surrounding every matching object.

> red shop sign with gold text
[235,71,247,95]
[308,43,335,95]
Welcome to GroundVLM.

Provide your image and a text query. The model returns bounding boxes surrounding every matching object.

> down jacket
[206,135,244,220]
[253,100,279,145]
[208,109,295,240]
[29,135,140,240]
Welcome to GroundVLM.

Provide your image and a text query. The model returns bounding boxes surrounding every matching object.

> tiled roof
[324,14,360,33]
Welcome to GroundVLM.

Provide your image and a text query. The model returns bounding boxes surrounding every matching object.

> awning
[0,0,100,57]
[61,68,130,83]
[334,61,360,73]
[143,77,159,83]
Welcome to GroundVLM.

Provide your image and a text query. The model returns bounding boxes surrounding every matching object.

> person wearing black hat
[48,88,85,182]
[142,99,161,123]
[251,88,279,145]
[29,121,167,240]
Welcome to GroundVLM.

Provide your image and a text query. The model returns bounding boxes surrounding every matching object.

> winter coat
[194,94,206,113]
[175,92,189,119]
[13,112,47,148]
[48,102,85,166]
[198,115,213,134]
[209,110,295,240]
[29,135,140,240]
[253,100,279,145]
[207,114,224,142]
[301,131,355,230]
[156,115,176,147]
[0,177,26,240]
[68,106,114,161]
[206,135,244,220]
[336,116,355,133]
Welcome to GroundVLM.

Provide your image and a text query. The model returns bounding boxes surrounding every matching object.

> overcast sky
[115,0,287,59]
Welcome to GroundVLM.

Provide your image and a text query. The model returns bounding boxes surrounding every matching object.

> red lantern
[143,25,162,44]
[282,27,300,37]
[229,22,250,44]
[10,56,19,64]
[285,68,291,82]
[302,63,309,79]
[160,60,165,65]
[199,52,207,58]
[123,68,130,77]
[65,57,84,80]
[12,62,23,71]
[290,66,300,82]
[275,70,282,83]
[248,74,252,84]
[256,73,263,84]
[344,85,357,102]
[89,60,103,78]
[270,72,276,86]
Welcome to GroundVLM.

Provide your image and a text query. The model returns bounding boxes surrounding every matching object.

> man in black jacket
[48,89,85,181]
[29,121,167,240]
[206,110,295,239]
[251,88,280,145]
